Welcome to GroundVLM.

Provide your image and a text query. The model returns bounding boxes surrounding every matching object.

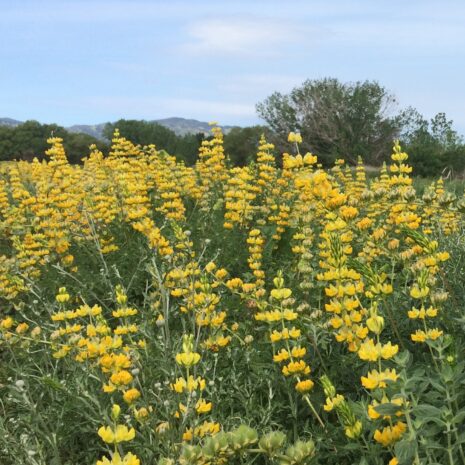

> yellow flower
[323,394,344,412]
[345,420,362,439]
[361,369,398,390]
[135,407,149,421]
[205,261,216,272]
[15,322,29,334]
[428,328,443,340]
[110,370,133,386]
[215,268,228,280]
[282,360,310,376]
[175,352,201,367]
[97,425,136,444]
[358,339,398,362]
[291,346,306,358]
[96,452,140,465]
[123,388,141,404]
[273,349,290,363]
[411,330,427,343]
[56,289,70,303]
[183,428,193,441]
[374,421,406,447]
[288,132,303,144]
[195,399,212,414]
[0,317,14,330]
[270,288,292,300]
[155,422,170,434]
[410,286,429,299]
[366,314,384,335]
[295,379,314,393]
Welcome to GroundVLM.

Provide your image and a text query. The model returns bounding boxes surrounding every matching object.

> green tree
[103,119,203,164]
[224,126,272,166]
[64,132,108,164]
[256,78,398,165]
[0,121,105,163]
[398,109,465,177]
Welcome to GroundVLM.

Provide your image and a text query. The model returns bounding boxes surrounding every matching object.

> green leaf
[394,438,417,464]
[412,404,443,421]
[373,402,402,416]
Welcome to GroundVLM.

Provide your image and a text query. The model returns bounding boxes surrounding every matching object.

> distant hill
[66,123,108,139]
[154,117,235,136]
[1,117,236,140]
[0,117,22,127]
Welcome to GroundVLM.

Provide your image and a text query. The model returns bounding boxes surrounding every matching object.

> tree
[256,78,398,165]
[103,120,203,165]
[64,132,108,164]
[224,126,272,166]
[398,109,465,177]
[0,121,105,163]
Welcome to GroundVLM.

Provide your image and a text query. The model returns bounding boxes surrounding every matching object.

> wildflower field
[2,126,465,465]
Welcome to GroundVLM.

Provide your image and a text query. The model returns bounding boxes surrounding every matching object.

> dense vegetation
[1,127,465,465]
[2,79,465,176]
[0,120,107,164]
[257,79,465,176]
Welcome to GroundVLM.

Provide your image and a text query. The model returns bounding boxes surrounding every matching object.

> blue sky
[1,0,464,133]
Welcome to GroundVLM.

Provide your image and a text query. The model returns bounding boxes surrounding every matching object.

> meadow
[1,126,465,465]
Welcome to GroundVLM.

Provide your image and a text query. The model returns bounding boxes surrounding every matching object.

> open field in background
[2,129,465,465]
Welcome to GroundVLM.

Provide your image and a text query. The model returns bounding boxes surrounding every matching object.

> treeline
[1,78,465,177]
[0,121,107,164]
[257,78,465,177]
[0,118,271,168]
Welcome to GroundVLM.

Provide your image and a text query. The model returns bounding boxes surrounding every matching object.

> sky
[1,0,465,133]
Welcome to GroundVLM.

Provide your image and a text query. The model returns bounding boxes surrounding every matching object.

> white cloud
[182,17,301,56]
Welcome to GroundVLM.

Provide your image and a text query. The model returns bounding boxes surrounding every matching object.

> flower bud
[111,404,121,420]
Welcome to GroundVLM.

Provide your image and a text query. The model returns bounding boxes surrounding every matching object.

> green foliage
[0,120,106,164]
[224,125,274,166]
[398,109,465,177]
[103,119,204,165]
[256,78,398,165]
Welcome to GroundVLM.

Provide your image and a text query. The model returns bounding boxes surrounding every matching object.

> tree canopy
[0,121,106,164]
[256,78,399,165]
[103,120,204,165]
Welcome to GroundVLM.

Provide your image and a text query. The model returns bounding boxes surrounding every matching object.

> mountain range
[0,117,236,139]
